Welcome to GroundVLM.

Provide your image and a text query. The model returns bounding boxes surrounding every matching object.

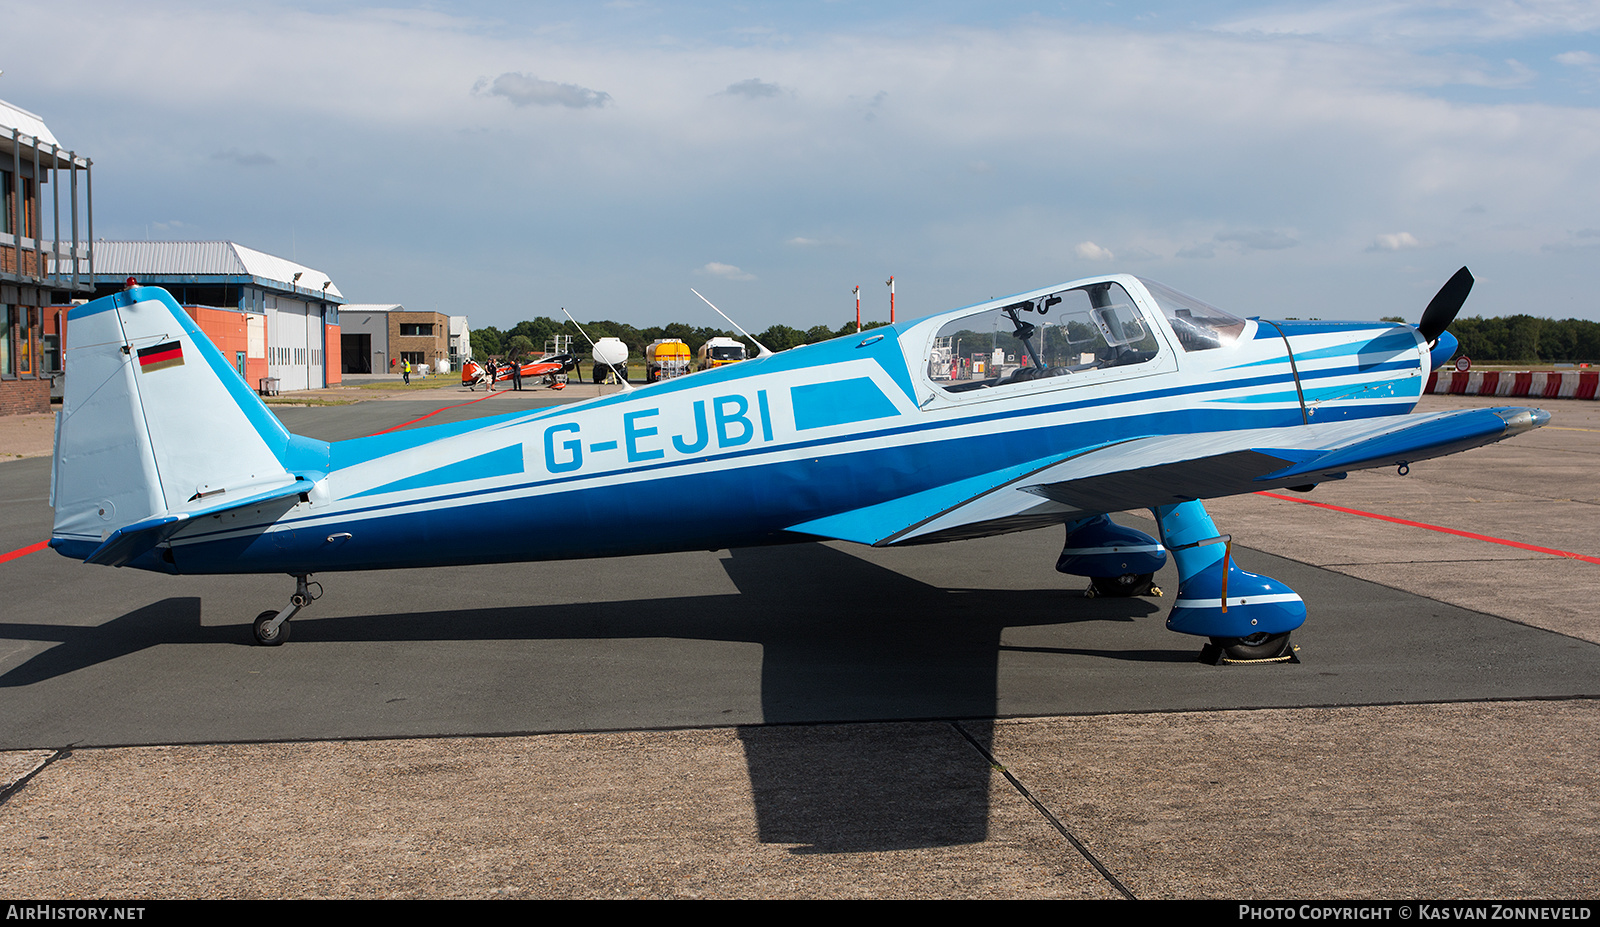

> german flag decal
[137,340,184,373]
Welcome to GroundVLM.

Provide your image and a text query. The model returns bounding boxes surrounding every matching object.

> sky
[3,1,1598,331]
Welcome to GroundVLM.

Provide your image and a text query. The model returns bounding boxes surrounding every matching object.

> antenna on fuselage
[562,306,633,392]
[691,288,772,358]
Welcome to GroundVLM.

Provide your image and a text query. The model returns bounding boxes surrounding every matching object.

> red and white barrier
[1425,369,1600,400]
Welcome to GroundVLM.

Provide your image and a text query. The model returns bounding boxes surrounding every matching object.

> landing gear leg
[251,574,321,646]
[1150,501,1303,665]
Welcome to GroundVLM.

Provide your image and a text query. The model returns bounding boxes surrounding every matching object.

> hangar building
[86,241,345,391]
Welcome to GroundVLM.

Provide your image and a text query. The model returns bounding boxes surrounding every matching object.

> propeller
[1419,266,1473,345]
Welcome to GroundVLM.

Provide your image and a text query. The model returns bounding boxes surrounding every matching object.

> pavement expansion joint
[949,720,1137,900]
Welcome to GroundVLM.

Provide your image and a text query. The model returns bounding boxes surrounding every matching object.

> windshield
[929,280,1160,392]
[1136,278,1246,351]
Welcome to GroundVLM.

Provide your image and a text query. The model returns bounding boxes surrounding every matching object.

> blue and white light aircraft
[50,269,1546,660]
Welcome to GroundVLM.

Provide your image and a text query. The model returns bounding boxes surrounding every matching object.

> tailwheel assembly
[252,610,289,646]
[250,574,321,646]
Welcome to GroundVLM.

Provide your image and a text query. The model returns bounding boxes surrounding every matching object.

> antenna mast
[562,307,632,391]
[691,288,772,357]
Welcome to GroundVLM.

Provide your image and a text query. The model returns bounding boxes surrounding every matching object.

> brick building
[341,304,459,375]
[2,96,93,415]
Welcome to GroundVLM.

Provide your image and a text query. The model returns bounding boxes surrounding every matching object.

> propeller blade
[1419,266,1474,344]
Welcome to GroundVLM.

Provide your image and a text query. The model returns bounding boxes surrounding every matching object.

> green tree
[507,335,536,361]
[470,326,503,359]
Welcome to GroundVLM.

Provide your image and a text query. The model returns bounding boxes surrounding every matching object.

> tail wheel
[1087,572,1156,598]
[1210,631,1292,661]
[252,610,289,646]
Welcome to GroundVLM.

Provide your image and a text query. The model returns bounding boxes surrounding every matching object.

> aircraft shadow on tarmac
[0,542,1181,853]
[0,543,1179,693]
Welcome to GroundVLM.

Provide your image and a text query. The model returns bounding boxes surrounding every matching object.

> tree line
[469,316,891,362]
[1445,316,1600,364]
[471,312,1600,366]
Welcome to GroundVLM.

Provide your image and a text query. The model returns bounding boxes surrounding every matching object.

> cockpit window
[930,281,1160,392]
[1136,277,1246,351]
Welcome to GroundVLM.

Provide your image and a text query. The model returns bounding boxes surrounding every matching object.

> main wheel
[1210,631,1292,660]
[252,610,289,646]
[1088,572,1156,597]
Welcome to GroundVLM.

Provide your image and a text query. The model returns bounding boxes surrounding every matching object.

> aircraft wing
[788,407,1546,547]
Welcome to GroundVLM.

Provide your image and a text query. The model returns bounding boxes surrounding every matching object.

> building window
[1,305,12,377]
[1,172,36,238]
[400,351,426,365]
[20,308,34,375]
[400,323,433,336]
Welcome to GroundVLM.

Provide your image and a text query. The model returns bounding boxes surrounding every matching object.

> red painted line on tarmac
[1255,491,1600,565]
[0,540,49,565]
[366,389,507,436]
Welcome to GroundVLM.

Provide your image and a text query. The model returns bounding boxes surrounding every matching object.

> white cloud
[1075,241,1114,261]
[1218,1,1600,45]
[1556,50,1600,72]
[1369,232,1423,251]
[700,262,756,280]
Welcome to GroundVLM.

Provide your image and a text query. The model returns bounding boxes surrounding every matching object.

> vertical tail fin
[51,286,326,567]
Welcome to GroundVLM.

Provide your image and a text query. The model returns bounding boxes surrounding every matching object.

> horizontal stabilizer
[81,478,314,567]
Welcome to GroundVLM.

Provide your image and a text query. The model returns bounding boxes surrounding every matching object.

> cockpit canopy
[926,276,1247,392]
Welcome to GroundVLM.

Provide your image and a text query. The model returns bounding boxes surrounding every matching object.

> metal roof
[341,303,404,313]
[0,97,87,169]
[92,240,344,301]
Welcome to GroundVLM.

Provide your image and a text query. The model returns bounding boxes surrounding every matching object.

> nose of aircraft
[1428,329,1459,371]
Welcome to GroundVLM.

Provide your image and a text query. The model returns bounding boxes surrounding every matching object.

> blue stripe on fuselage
[791,378,901,430]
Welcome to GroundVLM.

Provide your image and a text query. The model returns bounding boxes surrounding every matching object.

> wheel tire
[1211,631,1291,660]
[252,610,289,646]
[1089,572,1155,597]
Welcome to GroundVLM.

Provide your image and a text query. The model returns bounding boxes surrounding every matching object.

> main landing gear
[1058,504,1304,665]
[251,574,321,646]
[1056,515,1171,601]
[1057,514,1167,600]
